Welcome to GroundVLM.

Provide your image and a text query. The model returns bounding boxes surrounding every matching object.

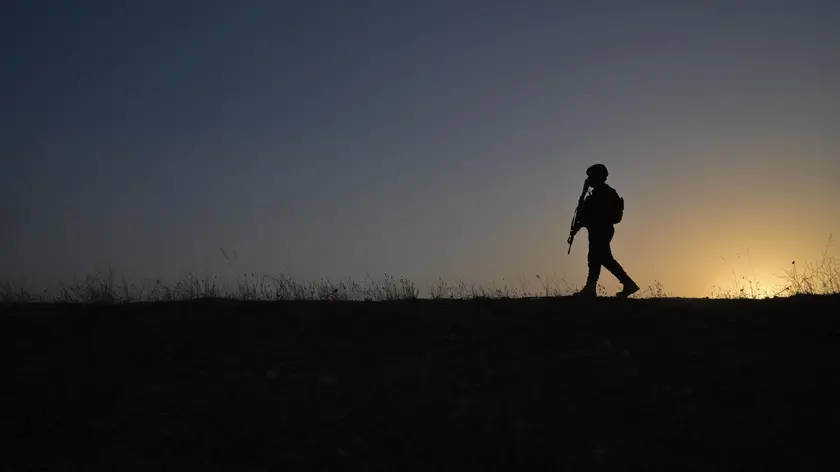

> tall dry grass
[1,237,836,303]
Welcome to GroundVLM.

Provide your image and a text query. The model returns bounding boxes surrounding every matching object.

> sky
[2,0,839,297]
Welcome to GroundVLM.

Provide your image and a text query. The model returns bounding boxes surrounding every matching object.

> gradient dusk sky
[3,1,839,297]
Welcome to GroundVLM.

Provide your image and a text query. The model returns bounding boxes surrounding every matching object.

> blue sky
[3,1,839,296]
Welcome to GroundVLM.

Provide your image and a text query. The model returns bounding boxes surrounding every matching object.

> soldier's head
[586,163,608,187]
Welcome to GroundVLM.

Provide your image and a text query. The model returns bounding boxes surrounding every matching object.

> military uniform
[572,166,639,297]
[579,185,633,290]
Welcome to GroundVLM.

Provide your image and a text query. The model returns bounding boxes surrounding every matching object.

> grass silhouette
[1,245,836,303]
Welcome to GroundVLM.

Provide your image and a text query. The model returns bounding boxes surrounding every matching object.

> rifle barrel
[566,180,589,255]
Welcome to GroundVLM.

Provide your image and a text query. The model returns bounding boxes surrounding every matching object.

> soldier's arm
[572,200,587,232]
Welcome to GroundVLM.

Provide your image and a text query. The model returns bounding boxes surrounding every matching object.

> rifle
[567,180,590,254]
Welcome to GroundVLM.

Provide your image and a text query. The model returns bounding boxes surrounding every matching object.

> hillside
[2,296,839,470]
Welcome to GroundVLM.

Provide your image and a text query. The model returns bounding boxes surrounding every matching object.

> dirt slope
[2,296,839,470]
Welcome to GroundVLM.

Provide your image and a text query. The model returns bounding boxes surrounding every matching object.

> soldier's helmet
[586,163,608,183]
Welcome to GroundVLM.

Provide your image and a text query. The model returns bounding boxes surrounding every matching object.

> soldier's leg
[600,227,639,296]
[584,230,608,290]
[601,243,633,285]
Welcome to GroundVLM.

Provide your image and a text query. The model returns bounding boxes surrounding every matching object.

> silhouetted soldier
[569,164,639,298]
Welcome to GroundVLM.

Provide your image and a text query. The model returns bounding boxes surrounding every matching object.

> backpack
[608,187,624,224]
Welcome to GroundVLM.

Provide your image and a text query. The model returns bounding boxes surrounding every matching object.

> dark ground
[2,296,839,471]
